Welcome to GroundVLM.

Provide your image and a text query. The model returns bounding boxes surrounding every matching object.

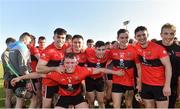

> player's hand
[55,65,65,73]
[11,77,21,86]
[136,79,142,92]
[163,85,171,96]
[116,70,124,76]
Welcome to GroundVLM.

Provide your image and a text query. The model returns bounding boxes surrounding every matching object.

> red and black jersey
[41,42,69,86]
[156,41,180,88]
[75,52,87,67]
[135,41,168,86]
[46,66,93,96]
[28,44,40,72]
[109,45,139,86]
[65,48,87,66]
[86,48,109,79]
[36,46,45,56]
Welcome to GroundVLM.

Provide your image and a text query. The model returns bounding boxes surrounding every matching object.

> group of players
[1,23,180,108]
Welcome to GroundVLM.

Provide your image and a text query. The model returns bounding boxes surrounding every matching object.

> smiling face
[117,32,129,47]
[135,30,148,46]
[64,57,78,73]
[38,39,46,49]
[72,38,84,53]
[95,46,106,59]
[53,34,66,48]
[161,28,176,45]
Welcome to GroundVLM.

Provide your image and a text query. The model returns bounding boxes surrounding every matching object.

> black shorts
[141,83,167,101]
[42,85,59,98]
[56,93,85,108]
[85,77,105,92]
[4,80,14,89]
[4,75,18,89]
[112,83,133,93]
[5,75,27,93]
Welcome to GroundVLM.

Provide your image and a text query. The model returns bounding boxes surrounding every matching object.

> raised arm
[11,73,46,86]
[36,59,60,73]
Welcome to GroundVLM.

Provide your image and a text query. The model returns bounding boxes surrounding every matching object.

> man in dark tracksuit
[7,32,32,108]
[1,37,16,108]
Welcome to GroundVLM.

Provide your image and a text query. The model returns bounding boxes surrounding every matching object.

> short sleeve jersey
[46,66,93,96]
[109,45,139,86]
[41,42,69,86]
[36,46,45,56]
[135,41,168,86]
[28,45,40,72]
[75,52,87,66]
[86,48,109,79]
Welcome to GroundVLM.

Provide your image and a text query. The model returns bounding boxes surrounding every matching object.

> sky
[0,0,180,55]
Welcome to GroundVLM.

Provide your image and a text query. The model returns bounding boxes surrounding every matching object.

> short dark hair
[105,41,111,45]
[66,34,72,41]
[128,38,134,44]
[87,39,94,43]
[65,53,76,59]
[72,34,84,41]
[19,32,31,40]
[38,36,46,41]
[95,41,105,48]
[117,29,129,38]
[134,26,148,35]
[30,35,36,42]
[5,37,16,45]
[54,28,67,35]
[111,40,118,45]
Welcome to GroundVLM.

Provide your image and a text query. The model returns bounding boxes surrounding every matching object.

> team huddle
[1,23,180,108]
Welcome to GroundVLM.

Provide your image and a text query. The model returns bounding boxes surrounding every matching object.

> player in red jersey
[35,36,46,108]
[36,28,70,108]
[28,35,40,72]
[109,29,141,108]
[37,36,46,56]
[85,41,110,108]
[134,26,172,108]
[11,53,124,108]
[66,34,87,66]
[66,34,87,103]
[27,35,41,108]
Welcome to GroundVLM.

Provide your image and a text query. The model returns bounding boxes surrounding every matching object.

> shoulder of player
[85,48,95,55]
[150,41,165,49]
